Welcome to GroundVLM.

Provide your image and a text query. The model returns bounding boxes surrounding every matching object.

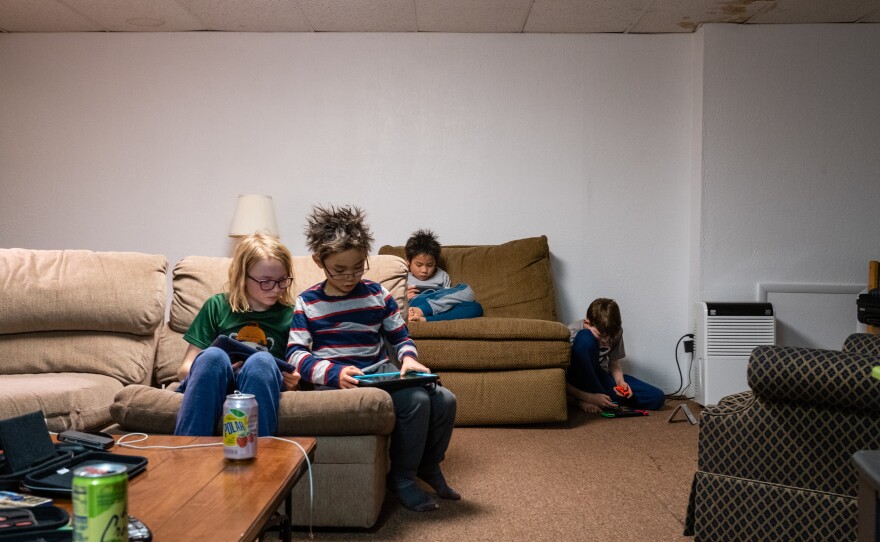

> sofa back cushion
[155,254,408,386]
[0,249,166,335]
[379,236,558,321]
[0,249,167,384]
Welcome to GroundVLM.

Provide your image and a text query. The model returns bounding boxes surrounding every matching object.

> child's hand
[282,369,301,391]
[231,360,245,372]
[614,382,633,399]
[339,365,364,389]
[400,356,430,376]
[406,285,418,300]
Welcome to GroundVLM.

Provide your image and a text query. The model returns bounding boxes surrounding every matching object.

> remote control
[129,515,152,541]
[57,430,115,450]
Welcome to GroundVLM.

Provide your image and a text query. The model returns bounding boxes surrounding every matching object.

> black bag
[857,289,880,325]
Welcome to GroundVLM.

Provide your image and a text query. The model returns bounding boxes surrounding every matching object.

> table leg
[282,493,292,542]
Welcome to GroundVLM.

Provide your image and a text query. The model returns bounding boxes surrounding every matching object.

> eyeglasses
[322,260,370,280]
[247,276,293,291]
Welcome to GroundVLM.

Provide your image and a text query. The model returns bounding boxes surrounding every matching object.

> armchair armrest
[843,333,880,356]
[748,345,880,414]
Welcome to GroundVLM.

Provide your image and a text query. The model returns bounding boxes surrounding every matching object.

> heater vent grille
[693,302,776,405]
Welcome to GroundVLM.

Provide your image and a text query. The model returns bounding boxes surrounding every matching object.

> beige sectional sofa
[0,237,572,526]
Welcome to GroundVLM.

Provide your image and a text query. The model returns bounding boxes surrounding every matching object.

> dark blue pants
[567,329,665,410]
[387,383,457,480]
[174,346,284,436]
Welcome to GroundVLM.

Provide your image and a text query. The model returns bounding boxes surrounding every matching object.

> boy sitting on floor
[566,298,665,413]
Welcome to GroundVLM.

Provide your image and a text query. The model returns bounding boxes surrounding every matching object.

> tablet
[353,371,439,392]
[210,335,295,373]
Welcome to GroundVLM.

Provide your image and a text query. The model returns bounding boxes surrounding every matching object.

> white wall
[3,26,877,393]
[695,24,880,349]
[0,32,693,391]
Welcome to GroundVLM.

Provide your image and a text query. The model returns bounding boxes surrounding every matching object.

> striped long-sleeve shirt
[286,279,417,388]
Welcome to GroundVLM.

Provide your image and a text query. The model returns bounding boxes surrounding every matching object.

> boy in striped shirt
[287,204,459,512]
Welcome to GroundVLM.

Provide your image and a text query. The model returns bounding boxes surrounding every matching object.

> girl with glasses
[174,232,301,437]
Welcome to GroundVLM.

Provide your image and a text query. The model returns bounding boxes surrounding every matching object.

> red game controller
[614,385,633,398]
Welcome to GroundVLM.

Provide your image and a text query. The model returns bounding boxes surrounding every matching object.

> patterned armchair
[685,333,880,541]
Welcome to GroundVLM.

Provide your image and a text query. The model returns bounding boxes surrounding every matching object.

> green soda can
[72,462,129,542]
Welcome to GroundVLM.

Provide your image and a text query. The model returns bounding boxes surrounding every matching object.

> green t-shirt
[184,293,293,359]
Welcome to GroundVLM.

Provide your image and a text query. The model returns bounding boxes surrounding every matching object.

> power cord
[117,432,315,539]
[665,333,695,399]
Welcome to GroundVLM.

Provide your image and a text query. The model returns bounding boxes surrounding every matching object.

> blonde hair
[227,232,295,312]
[303,204,374,261]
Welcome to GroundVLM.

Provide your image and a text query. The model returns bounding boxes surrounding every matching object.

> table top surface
[58,434,316,542]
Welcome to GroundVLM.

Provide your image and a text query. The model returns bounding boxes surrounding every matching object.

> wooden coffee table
[56,434,316,542]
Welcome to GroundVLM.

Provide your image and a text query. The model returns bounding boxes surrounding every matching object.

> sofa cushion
[0,249,166,335]
[439,368,568,425]
[416,337,571,372]
[0,331,156,385]
[407,317,570,341]
[154,325,188,387]
[379,236,558,320]
[111,385,396,436]
[0,373,123,432]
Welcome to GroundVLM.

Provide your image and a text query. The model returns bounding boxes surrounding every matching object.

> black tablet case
[355,373,439,392]
[0,411,147,495]
[22,452,147,496]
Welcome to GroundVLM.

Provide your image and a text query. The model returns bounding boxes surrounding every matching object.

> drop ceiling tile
[298,0,415,32]
[750,0,880,23]
[61,0,205,31]
[525,0,650,33]
[0,0,103,31]
[630,0,776,33]
[178,0,312,31]
[415,0,532,32]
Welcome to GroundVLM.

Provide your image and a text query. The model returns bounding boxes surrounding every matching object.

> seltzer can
[223,390,258,460]
[72,462,129,542]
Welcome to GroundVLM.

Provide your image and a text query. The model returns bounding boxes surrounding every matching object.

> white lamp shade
[229,195,279,237]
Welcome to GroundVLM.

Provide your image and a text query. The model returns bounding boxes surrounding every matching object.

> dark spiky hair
[303,204,374,260]
[405,229,441,262]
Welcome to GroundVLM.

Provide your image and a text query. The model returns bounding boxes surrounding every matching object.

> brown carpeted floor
[297,399,701,541]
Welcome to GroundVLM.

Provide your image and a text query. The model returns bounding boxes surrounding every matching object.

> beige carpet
[298,399,701,541]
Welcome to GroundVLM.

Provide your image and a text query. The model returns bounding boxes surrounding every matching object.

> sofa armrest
[275,388,395,435]
[748,345,880,414]
[111,385,395,436]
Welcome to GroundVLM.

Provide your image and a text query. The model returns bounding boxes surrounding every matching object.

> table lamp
[229,195,279,238]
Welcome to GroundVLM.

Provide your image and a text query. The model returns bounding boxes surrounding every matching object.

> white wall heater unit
[693,302,776,406]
